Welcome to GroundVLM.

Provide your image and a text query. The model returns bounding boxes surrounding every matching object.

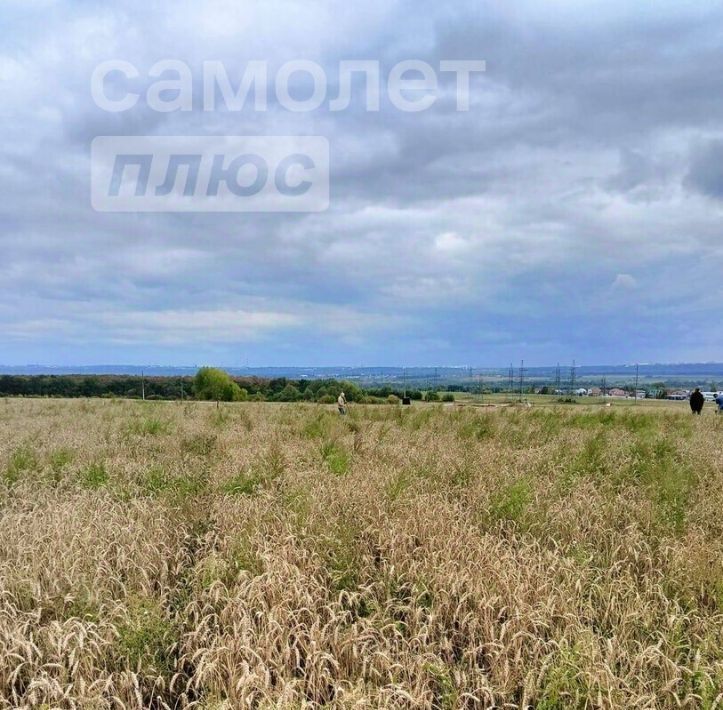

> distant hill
[1,363,722,387]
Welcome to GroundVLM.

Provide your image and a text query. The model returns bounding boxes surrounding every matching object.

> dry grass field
[0,398,721,708]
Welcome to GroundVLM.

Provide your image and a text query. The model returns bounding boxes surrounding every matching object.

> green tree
[338,381,364,402]
[194,367,246,405]
[276,384,302,401]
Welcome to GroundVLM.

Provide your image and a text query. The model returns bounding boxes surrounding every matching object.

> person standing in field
[715,392,723,414]
[689,388,705,415]
[337,391,347,415]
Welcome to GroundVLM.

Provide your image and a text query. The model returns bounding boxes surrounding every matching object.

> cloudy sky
[1,0,722,367]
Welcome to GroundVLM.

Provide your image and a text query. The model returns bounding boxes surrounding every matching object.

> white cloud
[610,274,638,291]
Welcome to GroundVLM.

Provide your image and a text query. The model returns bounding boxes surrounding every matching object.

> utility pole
[601,376,607,397]
[508,363,514,395]
[180,379,184,401]
[569,360,576,396]
[141,370,145,401]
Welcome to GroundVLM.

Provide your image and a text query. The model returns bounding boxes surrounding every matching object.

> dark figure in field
[689,388,705,415]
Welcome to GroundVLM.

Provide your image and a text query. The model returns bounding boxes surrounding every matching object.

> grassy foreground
[0,399,721,708]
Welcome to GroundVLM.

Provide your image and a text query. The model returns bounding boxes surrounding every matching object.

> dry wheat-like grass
[0,397,721,708]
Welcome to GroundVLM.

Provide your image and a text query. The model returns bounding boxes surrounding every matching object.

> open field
[0,398,722,708]
[445,393,698,409]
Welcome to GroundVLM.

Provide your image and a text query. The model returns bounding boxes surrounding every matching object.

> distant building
[587,387,602,397]
[608,388,627,398]
[574,388,588,396]
[667,390,688,400]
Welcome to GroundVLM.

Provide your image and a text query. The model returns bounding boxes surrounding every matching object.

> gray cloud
[685,139,723,199]
[0,0,722,366]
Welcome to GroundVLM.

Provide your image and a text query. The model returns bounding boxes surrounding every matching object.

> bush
[424,391,440,402]
[441,393,455,402]
[387,394,400,404]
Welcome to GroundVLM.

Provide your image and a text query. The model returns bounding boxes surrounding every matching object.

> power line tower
[555,363,561,394]
[141,370,145,401]
[518,359,525,400]
[569,360,576,396]
[601,376,607,397]
[634,363,639,404]
[508,363,514,395]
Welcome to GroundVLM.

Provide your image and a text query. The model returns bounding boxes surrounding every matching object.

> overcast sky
[1,0,722,367]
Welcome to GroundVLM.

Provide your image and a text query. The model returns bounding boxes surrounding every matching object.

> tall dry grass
[0,397,721,708]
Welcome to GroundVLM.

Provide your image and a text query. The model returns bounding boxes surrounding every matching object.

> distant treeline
[0,374,454,403]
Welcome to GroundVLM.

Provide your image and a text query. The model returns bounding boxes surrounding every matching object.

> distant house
[635,390,647,399]
[574,388,588,396]
[667,390,689,400]
[587,387,602,397]
[608,388,627,398]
